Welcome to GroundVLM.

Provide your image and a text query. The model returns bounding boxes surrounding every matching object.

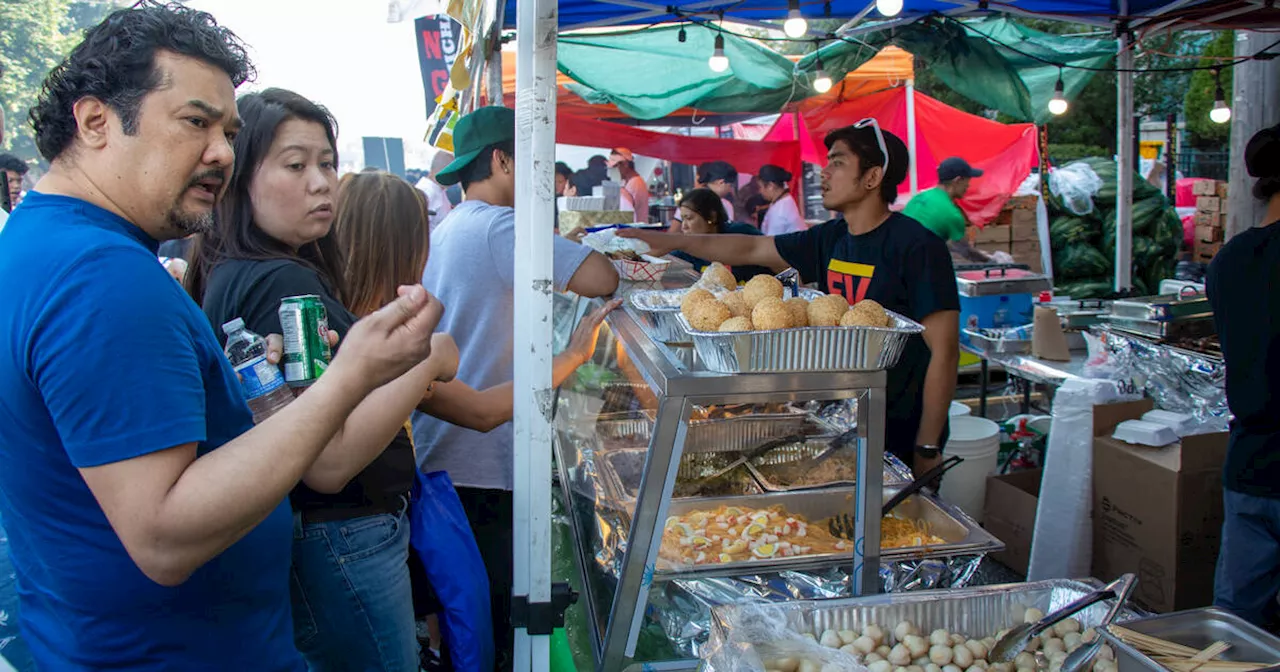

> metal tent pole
[1114,22,1134,292]
[906,79,919,196]
[511,0,558,664]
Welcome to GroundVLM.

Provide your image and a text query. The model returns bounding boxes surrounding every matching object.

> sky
[186,0,445,171]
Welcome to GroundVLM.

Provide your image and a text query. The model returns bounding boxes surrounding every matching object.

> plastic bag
[409,471,494,672]
[702,603,869,672]
[581,227,651,256]
[1048,163,1104,216]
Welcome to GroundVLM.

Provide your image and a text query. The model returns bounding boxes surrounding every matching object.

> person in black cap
[622,122,960,475]
[902,157,1004,263]
[1209,122,1280,629]
[697,160,739,220]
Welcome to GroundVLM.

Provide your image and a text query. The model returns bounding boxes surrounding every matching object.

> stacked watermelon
[1047,158,1183,299]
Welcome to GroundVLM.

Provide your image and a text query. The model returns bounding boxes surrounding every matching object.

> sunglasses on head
[853,117,889,177]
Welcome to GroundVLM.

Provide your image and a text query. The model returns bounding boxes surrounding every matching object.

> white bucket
[939,416,1002,523]
[949,401,972,417]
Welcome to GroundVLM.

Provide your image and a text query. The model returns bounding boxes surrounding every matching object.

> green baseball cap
[433,106,515,186]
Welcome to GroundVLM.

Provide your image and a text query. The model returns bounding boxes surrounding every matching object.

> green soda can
[278,295,332,387]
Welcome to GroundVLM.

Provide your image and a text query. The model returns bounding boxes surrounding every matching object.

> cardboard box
[1196,225,1223,244]
[1195,241,1223,262]
[1192,180,1219,196]
[1092,399,1229,613]
[984,469,1043,575]
[974,223,1012,245]
[1194,211,1226,228]
[1005,195,1038,211]
[1012,240,1041,264]
[1011,210,1039,242]
[1196,196,1222,213]
[1216,182,1230,199]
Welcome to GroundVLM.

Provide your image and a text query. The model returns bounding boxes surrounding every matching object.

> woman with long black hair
[758,164,806,235]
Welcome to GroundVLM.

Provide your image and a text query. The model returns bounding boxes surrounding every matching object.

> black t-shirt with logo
[774,213,960,459]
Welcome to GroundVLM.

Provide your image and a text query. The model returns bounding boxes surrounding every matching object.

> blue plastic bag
[409,470,495,672]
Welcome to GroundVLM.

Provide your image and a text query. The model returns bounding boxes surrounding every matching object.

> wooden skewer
[1188,641,1234,668]
[1107,626,1274,672]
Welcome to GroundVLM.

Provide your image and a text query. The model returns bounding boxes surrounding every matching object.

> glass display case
[552,272,890,671]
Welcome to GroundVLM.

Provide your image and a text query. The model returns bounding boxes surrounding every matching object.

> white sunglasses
[853,117,889,177]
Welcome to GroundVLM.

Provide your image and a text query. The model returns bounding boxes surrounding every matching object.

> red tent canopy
[765,88,1039,225]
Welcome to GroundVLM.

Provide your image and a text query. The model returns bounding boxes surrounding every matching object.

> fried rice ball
[752,296,793,330]
[719,291,751,319]
[680,288,716,314]
[718,317,755,332]
[785,298,810,327]
[742,274,785,310]
[686,299,731,331]
[698,262,738,292]
[807,294,850,327]
[842,299,892,328]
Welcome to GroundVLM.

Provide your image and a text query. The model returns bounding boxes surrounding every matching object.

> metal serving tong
[1060,574,1138,672]
[693,433,807,483]
[826,455,965,541]
[990,574,1135,663]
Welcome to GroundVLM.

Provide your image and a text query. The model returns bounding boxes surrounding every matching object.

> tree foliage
[0,0,118,160]
[1183,30,1233,149]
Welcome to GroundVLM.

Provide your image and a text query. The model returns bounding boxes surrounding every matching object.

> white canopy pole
[511,0,558,664]
[906,79,919,196]
[1114,21,1134,292]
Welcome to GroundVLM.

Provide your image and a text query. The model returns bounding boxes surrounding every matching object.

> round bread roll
[719,291,751,319]
[687,299,731,331]
[700,262,737,292]
[844,298,891,327]
[807,294,849,327]
[742,274,785,310]
[784,298,810,327]
[680,288,716,314]
[718,316,754,332]
[752,297,792,330]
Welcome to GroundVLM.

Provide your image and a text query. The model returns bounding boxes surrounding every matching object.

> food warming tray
[955,267,1053,298]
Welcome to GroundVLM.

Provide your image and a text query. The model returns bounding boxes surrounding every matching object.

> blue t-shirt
[0,192,302,671]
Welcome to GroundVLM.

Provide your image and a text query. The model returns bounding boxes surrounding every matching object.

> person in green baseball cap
[412,106,619,670]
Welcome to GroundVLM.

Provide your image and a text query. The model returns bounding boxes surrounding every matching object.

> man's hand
[331,285,444,391]
[564,298,623,367]
[617,227,678,257]
[913,452,945,482]
[265,331,339,366]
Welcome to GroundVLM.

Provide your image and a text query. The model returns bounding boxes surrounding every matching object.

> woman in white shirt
[758,164,805,236]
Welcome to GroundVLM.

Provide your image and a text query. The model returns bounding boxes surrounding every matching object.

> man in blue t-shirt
[0,6,443,670]
[623,124,960,476]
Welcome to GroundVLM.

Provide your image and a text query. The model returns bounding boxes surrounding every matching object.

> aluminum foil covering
[641,556,990,659]
[701,578,1143,672]
[1093,328,1229,433]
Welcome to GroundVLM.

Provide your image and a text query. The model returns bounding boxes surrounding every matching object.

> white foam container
[1112,419,1179,447]
[1140,409,1196,437]
[939,416,1002,523]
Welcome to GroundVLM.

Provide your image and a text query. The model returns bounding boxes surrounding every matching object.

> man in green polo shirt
[904,157,1004,263]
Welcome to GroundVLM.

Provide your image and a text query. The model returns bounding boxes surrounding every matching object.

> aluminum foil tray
[677,311,924,374]
[964,328,1033,356]
[629,288,694,344]
[1100,607,1280,672]
[635,408,831,455]
[624,488,1001,579]
[704,579,1143,671]
[745,439,913,492]
[597,449,763,508]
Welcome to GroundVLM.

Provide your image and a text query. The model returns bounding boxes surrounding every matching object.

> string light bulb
[1210,72,1231,124]
[812,45,831,93]
[709,33,730,73]
[876,0,903,17]
[678,25,686,42]
[1048,70,1068,116]
[784,0,807,38]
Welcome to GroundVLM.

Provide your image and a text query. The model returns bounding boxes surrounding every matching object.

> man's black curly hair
[29,1,255,162]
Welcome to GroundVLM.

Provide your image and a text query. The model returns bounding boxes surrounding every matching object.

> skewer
[1107,626,1274,672]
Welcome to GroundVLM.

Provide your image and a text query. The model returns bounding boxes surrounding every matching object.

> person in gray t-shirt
[410,106,618,670]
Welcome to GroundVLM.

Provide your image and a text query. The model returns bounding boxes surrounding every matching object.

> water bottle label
[234,355,286,399]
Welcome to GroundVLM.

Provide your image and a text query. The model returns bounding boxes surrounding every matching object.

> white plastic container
[1112,419,1178,447]
[939,416,1002,523]
[949,401,972,417]
[1140,409,1196,437]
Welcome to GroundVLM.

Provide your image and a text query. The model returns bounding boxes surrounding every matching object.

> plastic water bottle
[222,318,294,423]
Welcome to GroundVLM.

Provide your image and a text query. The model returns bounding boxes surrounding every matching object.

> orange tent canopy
[501,45,914,121]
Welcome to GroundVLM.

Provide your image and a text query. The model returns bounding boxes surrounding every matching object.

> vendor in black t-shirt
[1208,122,1280,629]
[622,124,960,474]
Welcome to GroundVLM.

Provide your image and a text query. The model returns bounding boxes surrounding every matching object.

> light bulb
[813,70,833,93]
[709,35,729,73]
[784,12,807,37]
[876,0,903,17]
[1210,100,1232,124]
[1048,75,1067,116]
[1210,86,1231,124]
